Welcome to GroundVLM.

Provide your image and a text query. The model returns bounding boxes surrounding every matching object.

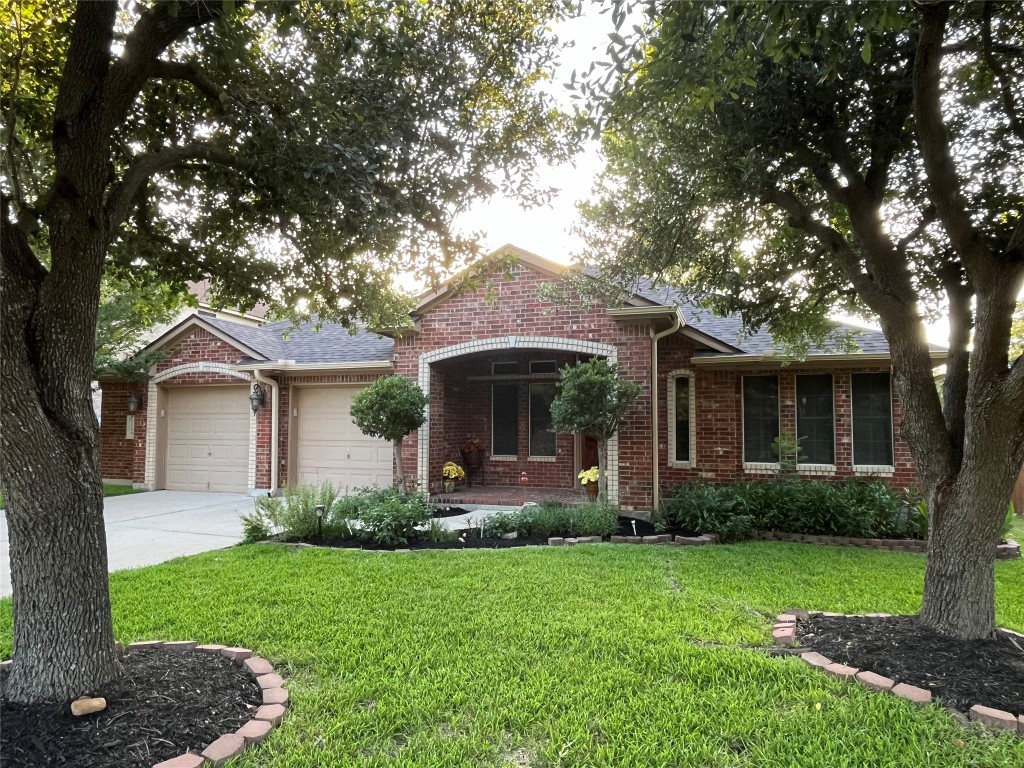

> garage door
[294,386,393,492]
[165,387,249,493]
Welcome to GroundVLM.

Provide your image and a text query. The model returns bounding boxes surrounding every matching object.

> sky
[450,8,960,347]
[452,11,610,262]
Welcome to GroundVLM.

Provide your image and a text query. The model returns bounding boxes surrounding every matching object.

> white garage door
[165,387,249,493]
[294,386,393,492]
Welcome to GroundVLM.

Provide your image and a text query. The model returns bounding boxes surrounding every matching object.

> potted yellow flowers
[442,461,466,493]
[578,466,601,500]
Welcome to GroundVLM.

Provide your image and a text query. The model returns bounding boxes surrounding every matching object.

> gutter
[234,360,394,373]
[690,351,948,368]
[251,369,280,494]
[651,309,683,513]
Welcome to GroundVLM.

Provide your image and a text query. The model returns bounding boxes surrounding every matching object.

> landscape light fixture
[314,505,326,538]
[249,383,266,414]
[126,393,141,413]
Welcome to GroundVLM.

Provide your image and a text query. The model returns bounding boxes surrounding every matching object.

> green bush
[664,478,926,542]
[244,482,342,540]
[481,510,519,538]
[507,501,619,538]
[352,488,432,545]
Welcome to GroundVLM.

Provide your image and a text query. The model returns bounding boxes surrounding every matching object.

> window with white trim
[529,382,557,457]
[796,374,835,465]
[742,374,779,463]
[668,372,695,465]
[852,372,893,466]
[491,383,518,456]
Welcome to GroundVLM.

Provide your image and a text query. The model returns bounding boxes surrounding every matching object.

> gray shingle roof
[631,280,932,357]
[204,316,394,364]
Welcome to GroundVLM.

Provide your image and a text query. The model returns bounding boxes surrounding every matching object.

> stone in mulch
[798,614,1024,715]
[0,649,262,768]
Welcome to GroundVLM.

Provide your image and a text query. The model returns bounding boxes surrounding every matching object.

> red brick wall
[99,381,147,482]
[154,328,249,384]
[395,260,654,509]
[656,334,917,497]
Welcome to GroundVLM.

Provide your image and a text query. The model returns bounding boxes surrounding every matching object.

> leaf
[861,35,871,64]
[609,32,626,46]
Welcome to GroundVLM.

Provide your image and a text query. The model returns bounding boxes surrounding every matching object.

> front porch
[431,485,588,509]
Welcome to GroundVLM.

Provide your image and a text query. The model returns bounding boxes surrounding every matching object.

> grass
[1,543,1022,766]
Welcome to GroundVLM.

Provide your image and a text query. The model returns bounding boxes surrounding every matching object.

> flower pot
[443,479,455,494]
[585,483,599,501]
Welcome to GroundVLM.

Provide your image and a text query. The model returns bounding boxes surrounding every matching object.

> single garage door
[294,386,393,492]
[165,386,249,493]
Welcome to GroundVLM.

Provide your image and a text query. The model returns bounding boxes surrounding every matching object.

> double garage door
[293,386,393,492]
[163,384,392,494]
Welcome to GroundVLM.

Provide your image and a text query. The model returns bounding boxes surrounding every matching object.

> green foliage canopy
[350,375,427,444]
[550,358,641,442]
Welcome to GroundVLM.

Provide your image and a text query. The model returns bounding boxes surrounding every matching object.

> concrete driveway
[0,491,252,597]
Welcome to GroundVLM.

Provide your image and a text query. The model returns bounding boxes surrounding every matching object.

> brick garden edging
[545,532,1021,559]
[772,611,1024,737]
[125,641,288,768]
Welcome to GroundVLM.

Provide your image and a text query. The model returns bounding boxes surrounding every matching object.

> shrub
[481,510,519,538]
[426,517,458,543]
[244,482,341,539]
[352,488,432,545]
[511,501,619,538]
[664,478,926,542]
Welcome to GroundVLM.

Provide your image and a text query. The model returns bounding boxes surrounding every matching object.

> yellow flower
[577,466,600,484]
[442,461,466,480]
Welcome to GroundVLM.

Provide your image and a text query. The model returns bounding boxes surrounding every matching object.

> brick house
[99,245,941,511]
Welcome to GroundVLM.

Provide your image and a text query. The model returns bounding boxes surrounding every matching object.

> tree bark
[597,437,608,502]
[393,438,406,491]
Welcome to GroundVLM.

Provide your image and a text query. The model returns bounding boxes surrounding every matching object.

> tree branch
[149,59,221,101]
[914,2,992,276]
[941,264,972,469]
[105,144,243,231]
[981,0,1024,144]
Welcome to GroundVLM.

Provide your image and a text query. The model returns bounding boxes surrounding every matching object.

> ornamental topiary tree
[350,376,428,491]
[550,358,642,501]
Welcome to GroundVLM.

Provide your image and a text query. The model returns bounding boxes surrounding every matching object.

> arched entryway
[417,336,619,503]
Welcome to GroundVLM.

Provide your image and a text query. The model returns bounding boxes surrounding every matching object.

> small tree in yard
[351,376,427,491]
[551,359,641,501]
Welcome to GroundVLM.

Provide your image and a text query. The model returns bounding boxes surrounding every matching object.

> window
[668,373,694,465]
[529,382,557,457]
[492,361,518,375]
[529,360,557,375]
[742,375,779,463]
[852,372,893,466]
[491,383,518,456]
[796,374,835,465]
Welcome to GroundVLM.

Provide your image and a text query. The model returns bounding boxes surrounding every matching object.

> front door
[578,435,599,485]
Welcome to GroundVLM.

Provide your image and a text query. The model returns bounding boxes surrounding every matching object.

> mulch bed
[0,649,261,768]
[798,614,1024,714]
[294,527,549,550]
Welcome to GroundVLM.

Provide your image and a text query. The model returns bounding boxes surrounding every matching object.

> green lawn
[2,543,1022,766]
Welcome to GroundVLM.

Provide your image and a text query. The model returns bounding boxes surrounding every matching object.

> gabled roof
[142,314,395,367]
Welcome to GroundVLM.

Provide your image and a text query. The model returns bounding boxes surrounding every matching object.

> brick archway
[417,336,619,503]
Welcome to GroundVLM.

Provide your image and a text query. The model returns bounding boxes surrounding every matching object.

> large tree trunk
[1,212,121,702]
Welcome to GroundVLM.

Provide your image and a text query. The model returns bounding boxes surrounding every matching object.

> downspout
[651,310,682,513]
[252,369,279,494]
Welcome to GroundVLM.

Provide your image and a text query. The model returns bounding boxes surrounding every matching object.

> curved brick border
[106,641,288,767]
[772,611,1023,737]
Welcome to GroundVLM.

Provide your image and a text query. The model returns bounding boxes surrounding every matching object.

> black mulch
[295,527,549,550]
[798,614,1024,715]
[0,649,262,768]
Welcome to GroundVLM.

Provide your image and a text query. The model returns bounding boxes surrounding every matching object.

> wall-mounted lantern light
[249,383,266,414]
[126,393,142,413]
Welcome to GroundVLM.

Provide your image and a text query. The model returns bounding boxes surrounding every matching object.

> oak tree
[0,0,572,702]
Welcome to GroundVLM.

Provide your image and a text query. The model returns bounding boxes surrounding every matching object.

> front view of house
[99,246,940,511]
